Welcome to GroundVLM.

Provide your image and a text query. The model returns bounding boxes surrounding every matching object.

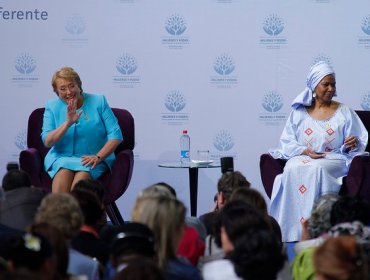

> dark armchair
[19,107,135,225]
[260,110,370,202]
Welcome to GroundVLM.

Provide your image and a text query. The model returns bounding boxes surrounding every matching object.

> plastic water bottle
[180,129,190,164]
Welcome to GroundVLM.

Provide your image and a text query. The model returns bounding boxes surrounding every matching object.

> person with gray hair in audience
[292,194,370,280]
[294,192,340,254]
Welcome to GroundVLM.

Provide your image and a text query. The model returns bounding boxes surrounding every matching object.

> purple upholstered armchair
[260,110,370,202]
[19,107,135,225]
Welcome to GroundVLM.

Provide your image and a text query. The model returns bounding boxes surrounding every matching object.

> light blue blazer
[41,93,123,178]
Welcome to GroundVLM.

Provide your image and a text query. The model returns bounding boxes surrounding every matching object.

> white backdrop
[1,0,370,219]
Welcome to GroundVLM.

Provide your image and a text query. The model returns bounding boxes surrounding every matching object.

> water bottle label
[181,150,189,158]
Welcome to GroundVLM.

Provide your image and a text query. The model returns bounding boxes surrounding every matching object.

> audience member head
[35,193,83,240]
[28,222,69,280]
[229,187,282,245]
[137,182,206,239]
[230,187,268,216]
[313,235,368,280]
[327,221,370,240]
[73,178,105,203]
[70,188,104,229]
[72,179,107,230]
[330,196,370,227]
[137,182,176,200]
[1,169,31,191]
[7,232,53,278]
[307,193,340,239]
[326,221,370,279]
[216,199,270,251]
[114,258,165,280]
[131,196,186,269]
[144,182,206,265]
[153,182,177,197]
[216,171,250,208]
[218,200,285,280]
[110,222,156,269]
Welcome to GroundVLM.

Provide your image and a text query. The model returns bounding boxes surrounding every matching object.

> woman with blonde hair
[131,195,202,280]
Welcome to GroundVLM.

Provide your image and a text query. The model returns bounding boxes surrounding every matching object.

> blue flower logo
[263,14,284,36]
[214,54,235,75]
[15,53,36,74]
[15,129,27,150]
[213,130,234,151]
[65,15,86,35]
[262,91,283,112]
[165,90,186,112]
[116,53,138,75]
[361,15,370,35]
[165,14,187,35]
[361,91,370,110]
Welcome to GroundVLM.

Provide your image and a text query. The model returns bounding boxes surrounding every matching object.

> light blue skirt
[46,156,108,180]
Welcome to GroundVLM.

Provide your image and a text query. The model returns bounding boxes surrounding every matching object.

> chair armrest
[101,149,134,205]
[19,148,43,187]
[260,153,286,198]
[342,155,370,196]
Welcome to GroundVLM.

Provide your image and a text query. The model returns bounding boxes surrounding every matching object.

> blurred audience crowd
[0,167,369,280]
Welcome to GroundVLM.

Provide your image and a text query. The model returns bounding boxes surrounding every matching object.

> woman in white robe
[269,61,368,242]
